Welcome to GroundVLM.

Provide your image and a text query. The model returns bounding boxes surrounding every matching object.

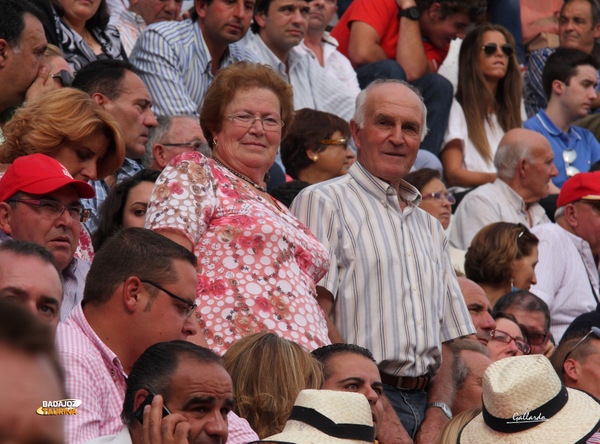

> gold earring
[312,155,319,162]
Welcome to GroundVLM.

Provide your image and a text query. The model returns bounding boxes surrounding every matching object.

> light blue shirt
[242,32,356,122]
[130,19,257,116]
[524,109,600,188]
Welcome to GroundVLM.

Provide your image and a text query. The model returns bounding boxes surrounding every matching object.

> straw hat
[459,355,600,443]
[252,389,375,444]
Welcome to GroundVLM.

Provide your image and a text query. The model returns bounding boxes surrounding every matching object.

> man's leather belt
[379,371,430,391]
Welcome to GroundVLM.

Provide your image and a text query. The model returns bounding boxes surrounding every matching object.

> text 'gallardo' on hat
[0,154,95,202]
[557,171,600,208]
[458,355,600,443]
[252,390,375,444]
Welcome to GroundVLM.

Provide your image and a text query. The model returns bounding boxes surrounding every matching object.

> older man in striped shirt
[292,79,474,444]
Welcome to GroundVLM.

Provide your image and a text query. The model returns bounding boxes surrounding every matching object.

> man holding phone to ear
[85,340,233,444]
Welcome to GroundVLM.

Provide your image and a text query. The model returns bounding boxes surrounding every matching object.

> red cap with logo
[0,154,95,202]
[557,171,600,208]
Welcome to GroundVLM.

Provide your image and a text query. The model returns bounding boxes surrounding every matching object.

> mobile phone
[134,393,171,424]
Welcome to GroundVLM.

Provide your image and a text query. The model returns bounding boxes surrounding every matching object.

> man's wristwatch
[398,6,420,20]
[426,402,453,419]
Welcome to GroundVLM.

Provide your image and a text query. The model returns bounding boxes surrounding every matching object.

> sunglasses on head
[51,70,73,87]
[482,43,515,58]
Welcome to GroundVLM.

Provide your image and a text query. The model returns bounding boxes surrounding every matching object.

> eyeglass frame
[139,279,197,318]
[481,42,515,58]
[421,191,456,205]
[489,328,531,355]
[225,112,284,132]
[51,70,73,87]
[319,138,348,147]
[162,140,205,150]
[6,198,90,223]
[562,326,600,371]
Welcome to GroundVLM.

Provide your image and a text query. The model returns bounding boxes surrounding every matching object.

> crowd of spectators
[4,0,600,443]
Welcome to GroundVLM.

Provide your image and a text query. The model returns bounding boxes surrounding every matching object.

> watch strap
[426,402,453,419]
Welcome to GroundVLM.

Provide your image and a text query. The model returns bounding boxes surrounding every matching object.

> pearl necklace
[213,158,268,193]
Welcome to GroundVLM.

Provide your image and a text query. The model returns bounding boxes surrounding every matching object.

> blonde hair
[0,88,125,179]
[222,332,323,438]
[44,43,64,59]
[437,408,481,444]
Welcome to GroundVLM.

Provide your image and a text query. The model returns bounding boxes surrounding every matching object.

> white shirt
[530,222,600,341]
[450,178,550,250]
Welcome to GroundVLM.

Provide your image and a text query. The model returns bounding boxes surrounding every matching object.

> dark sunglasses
[482,43,515,58]
[51,69,73,87]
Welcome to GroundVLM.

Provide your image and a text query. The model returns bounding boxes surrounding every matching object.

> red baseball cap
[557,171,600,208]
[0,154,95,202]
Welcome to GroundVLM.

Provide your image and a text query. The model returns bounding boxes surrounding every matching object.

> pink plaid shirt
[56,304,127,444]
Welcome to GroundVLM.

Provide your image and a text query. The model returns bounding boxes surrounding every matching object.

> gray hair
[143,115,174,168]
[562,0,600,26]
[450,339,489,391]
[494,139,535,181]
[353,79,429,141]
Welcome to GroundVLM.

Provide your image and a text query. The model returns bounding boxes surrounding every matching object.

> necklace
[213,157,268,193]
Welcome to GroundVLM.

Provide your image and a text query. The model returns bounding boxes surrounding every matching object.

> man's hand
[377,396,413,444]
[414,406,448,444]
[24,65,56,104]
[143,394,191,444]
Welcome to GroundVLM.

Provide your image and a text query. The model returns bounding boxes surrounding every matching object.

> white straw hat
[459,355,600,443]
[253,389,375,444]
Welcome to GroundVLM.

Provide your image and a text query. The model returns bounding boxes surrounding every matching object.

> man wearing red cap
[530,171,600,342]
[0,154,95,320]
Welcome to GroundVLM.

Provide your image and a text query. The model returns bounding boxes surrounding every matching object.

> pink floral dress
[146,152,331,354]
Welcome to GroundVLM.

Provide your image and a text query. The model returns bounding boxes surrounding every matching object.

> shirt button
[407,251,412,256]
[412,285,417,291]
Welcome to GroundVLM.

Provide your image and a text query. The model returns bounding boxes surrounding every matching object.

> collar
[120,9,145,26]
[194,20,232,73]
[535,109,583,140]
[558,223,595,258]
[349,162,421,208]
[496,178,529,214]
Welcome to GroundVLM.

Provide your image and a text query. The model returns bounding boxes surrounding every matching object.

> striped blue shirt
[130,19,257,116]
[291,162,474,377]
[242,32,355,122]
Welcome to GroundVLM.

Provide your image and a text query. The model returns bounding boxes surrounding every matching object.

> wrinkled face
[0,252,63,333]
[198,0,255,47]
[0,187,81,271]
[559,0,600,52]
[0,347,64,444]
[572,339,600,399]
[419,178,452,230]
[122,181,155,228]
[478,30,510,83]
[321,353,384,435]
[163,359,233,444]
[135,259,199,353]
[2,14,48,109]
[504,308,549,355]
[460,279,496,346]
[307,0,337,31]
[558,65,598,120]
[426,11,471,48]
[256,0,310,56]
[103,71,157,160]
[353,83,424,187]
[132,0,183,24]
[511,246,538,291]
[52,130,110,182]
[161,117,207,166]
[308,130,355,181]
[522,142,558,202]
[58,0,102,24]
[487,317,527,361]
[571,200,600,258]
[452,350,492,415]
[212,87,282,179]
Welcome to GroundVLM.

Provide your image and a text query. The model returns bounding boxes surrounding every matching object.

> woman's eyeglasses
[482,43,515,58]
[319,138,348,148]
[490,328,531,354]
[563,148,579,178]
[226,112,284,132]
[51,70,73,87]
[422,191,456,205]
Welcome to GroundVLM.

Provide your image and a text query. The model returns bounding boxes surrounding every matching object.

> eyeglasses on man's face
[7,198,89,223]
[140,279,197,318]
[490,328,531,354]
[163,139,205,151]
[562,326,600,371]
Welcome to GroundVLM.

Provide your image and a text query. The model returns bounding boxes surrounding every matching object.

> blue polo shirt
[524,109,600,188]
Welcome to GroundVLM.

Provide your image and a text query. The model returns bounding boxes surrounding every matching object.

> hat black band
[288,405,375,441]
[482,385,568,433]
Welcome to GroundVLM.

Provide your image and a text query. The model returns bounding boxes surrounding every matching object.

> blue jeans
[355,59,452,156]
[383,383,428,439]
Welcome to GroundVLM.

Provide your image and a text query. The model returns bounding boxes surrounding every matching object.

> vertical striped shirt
[130,19,257,116]
[291,162,474,377]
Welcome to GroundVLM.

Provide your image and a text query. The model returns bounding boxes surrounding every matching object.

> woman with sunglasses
[487,312,530,361]
[465,222,539,306]
[440,23,522,197]
[404,168,465,273]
